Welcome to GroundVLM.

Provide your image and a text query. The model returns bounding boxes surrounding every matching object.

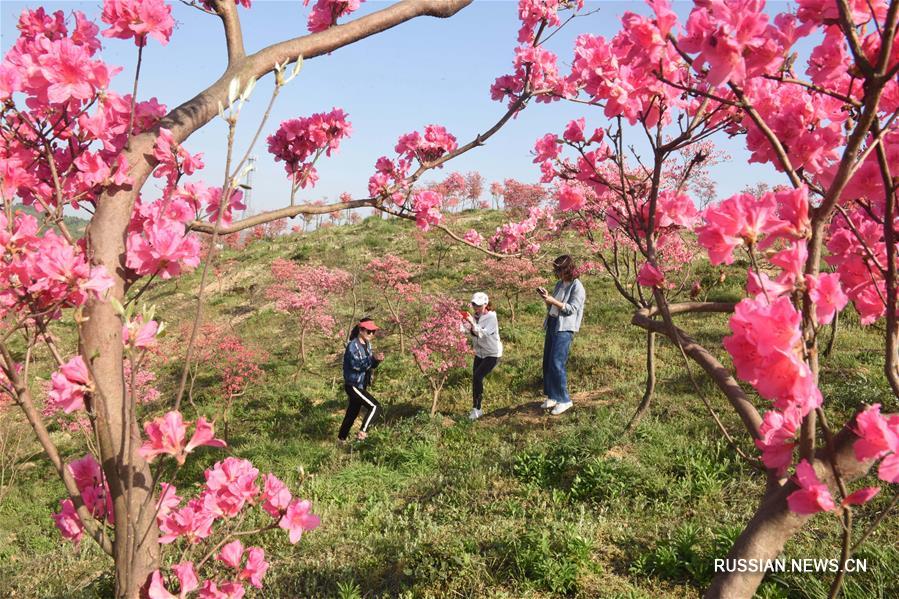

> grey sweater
[467,311,503,358]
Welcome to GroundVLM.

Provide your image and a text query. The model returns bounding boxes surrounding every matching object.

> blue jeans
[543,316,574,404]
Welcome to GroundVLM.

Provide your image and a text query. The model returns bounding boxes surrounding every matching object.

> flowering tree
[0,0,492,594]
[463,256,545,322]
[410,295,470,415]
[489,177,548,214]
[423,170,484,212]
[266,259,351,365]
[472,1,899,597]
[184,323,266,440]
[367,254,421,353]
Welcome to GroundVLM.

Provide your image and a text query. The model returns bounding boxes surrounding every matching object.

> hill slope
[1,211,897,598]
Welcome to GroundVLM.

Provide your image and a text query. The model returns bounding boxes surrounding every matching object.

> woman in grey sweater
[537,255,585,415]
[462,292,503,420]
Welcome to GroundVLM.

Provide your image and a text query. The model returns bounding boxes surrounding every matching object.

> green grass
[0,211,897,598]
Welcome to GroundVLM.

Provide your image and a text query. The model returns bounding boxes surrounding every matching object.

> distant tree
[367,255,421,353]
[464,256,545,321]
[410,295,469,415]
[266,259,351,365]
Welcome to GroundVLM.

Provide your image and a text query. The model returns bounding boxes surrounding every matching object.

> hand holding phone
[536,286,548,298]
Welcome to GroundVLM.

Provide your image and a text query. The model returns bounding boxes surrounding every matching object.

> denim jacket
[543,278,586,332]
[343,338,377,388]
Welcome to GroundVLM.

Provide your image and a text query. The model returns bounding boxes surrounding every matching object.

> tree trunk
[430,384,442,416]
[84,190,161,597]
[300,325,307,365]
[625,329,656,432]
[705,424,873,598]
[507,295,516,322]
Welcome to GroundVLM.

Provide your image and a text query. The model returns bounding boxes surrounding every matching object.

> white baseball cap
[471,292,489,306]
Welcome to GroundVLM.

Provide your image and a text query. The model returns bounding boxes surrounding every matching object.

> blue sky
[1,1,790,217]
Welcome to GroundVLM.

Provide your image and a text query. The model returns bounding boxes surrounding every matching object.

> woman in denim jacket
[338,318,384,442]
[536,255,585,415]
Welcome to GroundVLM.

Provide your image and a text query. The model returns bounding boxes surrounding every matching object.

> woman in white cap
[462,292,503,420]
[338,317,385,442]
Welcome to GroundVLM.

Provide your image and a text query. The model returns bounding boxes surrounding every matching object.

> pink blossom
[148,562,198,599]
[462,229,483,246]
[158,498,215,544]
[204,457,260,517]
[304,0,364,33]
[533,133,561,163]
[279,498,321,544]
[637,262,665,288]
[218,539,244,569]
[267,109,352,186]
[139,411,226,465]
[754,407,800,473]
[563,118,586,143]
[51,498,84,544]
[842,487,880,507]
[853,404,899,461]
[556,183,585,212]
[47,356,92,413]
[412,190,443,231]
[101,0,175,47]
[240,547,268,589]
[123,316,160,350]
[787,460,835,514]
[805,273,848,325]
[199,580,245,599]
[656,190,699,229]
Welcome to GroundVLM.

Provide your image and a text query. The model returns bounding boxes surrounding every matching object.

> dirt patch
[480,386,614,427]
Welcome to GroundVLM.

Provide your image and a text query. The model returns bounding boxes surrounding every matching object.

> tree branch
[215,0,246,65]
[631,307,763,440]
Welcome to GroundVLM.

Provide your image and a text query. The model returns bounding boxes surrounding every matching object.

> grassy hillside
[0,211,897,598]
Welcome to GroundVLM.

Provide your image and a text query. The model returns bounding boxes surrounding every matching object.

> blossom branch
[0,343,114,556]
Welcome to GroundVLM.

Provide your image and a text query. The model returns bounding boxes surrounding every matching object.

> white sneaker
[550,402,572,415]
[540,399,558,409]
[468,408,482,420]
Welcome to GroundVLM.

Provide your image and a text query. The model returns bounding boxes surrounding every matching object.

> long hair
[553,254,576,280]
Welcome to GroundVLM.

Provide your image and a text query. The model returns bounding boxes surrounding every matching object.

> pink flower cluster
[854,404,899,484]
[267,109,352,188]
[101,0,174,47]
[46,356,93,413]
[826,207,892,325]
[153,128,205,187]
[0,8,114,106]
[725,296,822,473]
[566,4,688,128]
[139,411,227,465]
[488,207,557,255]
[156,459,319,548]
[517,0,583,43]
[304,0,364,33]
[126,195,203,280]
[0,213,114,320]
[697,187,810,265]
[411,295,470,374]
[492,45,570,109]
[149,468,318,597]
[395,125,458,164]
[678,0,795,87]
[52,454,113,544]
[738,78,843,176]
[412,190,443,232]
